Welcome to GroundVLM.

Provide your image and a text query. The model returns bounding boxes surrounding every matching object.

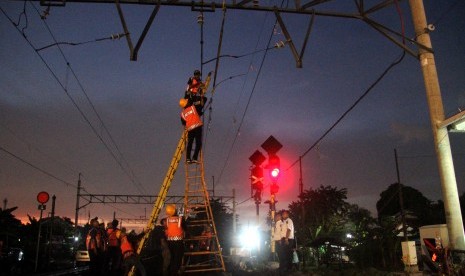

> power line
[215,14,278,187]
[1,4,146,194]
[0,145,77,189]
[0,123,80,176]
[285,53,406,172]
[430,0,463,27]
[35,33,128,51]
[28,2,146,195]
[286,0,407,171]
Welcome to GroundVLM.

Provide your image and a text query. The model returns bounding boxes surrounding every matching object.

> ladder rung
[186,204,207,209]
[186,219,211,224]
[187,191,206,194]
[184,236,217,241]
[183,266,225,273]
[183,250,221,256]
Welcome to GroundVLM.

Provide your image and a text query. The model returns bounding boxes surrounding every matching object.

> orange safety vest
[120,235,133,256]
[181,106,203,131]
[86,228,104,252]
[165,216,183,241]
[107,228,120,247]
[188,77,203,94]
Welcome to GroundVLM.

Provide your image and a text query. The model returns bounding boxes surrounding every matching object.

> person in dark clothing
[86,218,106,276]
[281,210,295,273]
[180,97,206,163]
[164,205,185,276]
[105,219,122,276]
[185,69,205,97]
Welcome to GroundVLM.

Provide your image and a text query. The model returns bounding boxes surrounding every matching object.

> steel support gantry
[24,0,429,64]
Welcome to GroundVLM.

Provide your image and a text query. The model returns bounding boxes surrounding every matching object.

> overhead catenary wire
[202,44,281,66]
[0,123,81,178]
[216,2,286,187]
[430,0,463,27]
[1,3,147,195]
[35,32,128,51]
[28,2,146,195]
[285,1,407,172]
[0,145,78,189]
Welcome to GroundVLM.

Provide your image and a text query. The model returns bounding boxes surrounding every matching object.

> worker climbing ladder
[130,70,224,274]
[181,151,225,273]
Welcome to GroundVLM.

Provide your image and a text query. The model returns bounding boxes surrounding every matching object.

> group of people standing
[273,210,297,275]
[85,217,146,276]
[85,205,186,276]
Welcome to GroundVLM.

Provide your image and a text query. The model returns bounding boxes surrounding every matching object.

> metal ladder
[181,151,226,273]
[129,131,187,276]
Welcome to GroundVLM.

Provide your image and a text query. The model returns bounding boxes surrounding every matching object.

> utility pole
[75,173,81,231]
[232,189,236,235]
[299,156,305,227]
[409,0,465,250]
[35,204,45,272]
[394,149,408,242]
[48,195,56,267]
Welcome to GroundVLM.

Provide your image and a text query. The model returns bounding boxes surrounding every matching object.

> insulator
[275,41,285,48]
[197,14,204,25]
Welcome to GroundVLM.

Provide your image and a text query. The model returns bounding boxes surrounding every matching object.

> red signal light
[270,168,280,178]
[267,154,280,180]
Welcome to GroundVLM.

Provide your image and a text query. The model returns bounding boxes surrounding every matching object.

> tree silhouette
[376,183,439,228]
[289,185,350,247]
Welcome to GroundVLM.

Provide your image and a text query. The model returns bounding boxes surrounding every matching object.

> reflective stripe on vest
[120,236,133,256]
[188,78,202,94]
[107,228,119,247]
[181,106,203,131]
[165,216,183,240]
[86,229,104,251]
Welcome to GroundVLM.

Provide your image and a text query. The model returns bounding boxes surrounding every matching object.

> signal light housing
[270,168,280,178]
[266,154,280,181]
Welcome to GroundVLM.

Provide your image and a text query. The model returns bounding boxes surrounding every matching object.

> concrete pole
[48,195,56,267]
[409,0,465,250]
[34,205,45,272]
[75,174,81,231]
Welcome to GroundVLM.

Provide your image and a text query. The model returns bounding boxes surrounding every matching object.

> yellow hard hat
[165,204,176,216]
[179,98,188,108]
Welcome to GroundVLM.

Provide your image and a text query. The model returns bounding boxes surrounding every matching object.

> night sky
[1,0,464,231]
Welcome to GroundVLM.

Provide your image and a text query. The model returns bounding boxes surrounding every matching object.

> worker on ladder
[185,69,207,119]
[165,204,185,275]
[185,69,205,98]
[180,97,205,164]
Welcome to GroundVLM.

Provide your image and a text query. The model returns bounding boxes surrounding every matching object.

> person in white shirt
[281,210,295,273]
[273,212,284,264]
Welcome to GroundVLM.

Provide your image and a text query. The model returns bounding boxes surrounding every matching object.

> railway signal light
[249,150,266,204]
[267,154,280,180]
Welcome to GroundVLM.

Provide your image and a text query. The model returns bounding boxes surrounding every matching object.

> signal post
[250,136,283,254]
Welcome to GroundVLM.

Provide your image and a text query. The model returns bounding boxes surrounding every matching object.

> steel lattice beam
[77,193,234,210]
[24,0,426,63]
